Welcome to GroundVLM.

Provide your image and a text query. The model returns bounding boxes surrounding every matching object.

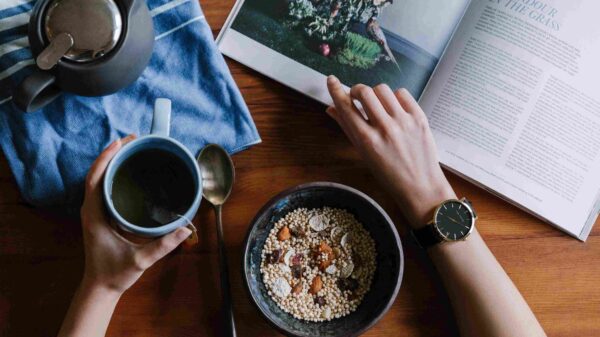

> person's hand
[80,135,192,295]
[326,76,456,228]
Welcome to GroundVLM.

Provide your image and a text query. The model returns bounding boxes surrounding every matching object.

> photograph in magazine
[227,0,469,97]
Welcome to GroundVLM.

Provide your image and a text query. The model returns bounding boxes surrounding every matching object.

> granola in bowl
[260,207,377,322]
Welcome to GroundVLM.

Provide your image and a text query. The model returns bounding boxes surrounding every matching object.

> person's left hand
[80,135,192,295]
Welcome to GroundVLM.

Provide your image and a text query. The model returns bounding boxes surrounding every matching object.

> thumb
[138,227,192,267]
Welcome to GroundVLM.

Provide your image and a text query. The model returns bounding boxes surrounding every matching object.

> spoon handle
[215,205,237,337]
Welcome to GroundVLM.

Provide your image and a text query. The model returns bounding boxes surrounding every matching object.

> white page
[420,0,600,239]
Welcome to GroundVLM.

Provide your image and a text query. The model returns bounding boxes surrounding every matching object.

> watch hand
[445,216,460,224]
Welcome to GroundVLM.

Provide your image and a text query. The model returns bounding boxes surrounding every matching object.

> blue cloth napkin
[0,0,261,210]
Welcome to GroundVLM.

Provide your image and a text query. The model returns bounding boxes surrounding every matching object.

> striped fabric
[0,0,260,209]
[0,0,208,104]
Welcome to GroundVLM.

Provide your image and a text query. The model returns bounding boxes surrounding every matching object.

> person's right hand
[80,135,192,295]
[326,75,456,228]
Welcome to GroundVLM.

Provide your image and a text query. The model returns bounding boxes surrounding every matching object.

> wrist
[403,181,456,229]
[80,276,125,301]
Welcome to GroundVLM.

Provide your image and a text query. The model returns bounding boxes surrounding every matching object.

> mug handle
[13,71,62,112]
[151,98,171,137]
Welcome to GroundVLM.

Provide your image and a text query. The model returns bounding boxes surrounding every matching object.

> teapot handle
[13,71,62,112]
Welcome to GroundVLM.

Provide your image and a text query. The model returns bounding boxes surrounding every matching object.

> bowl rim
[242,181,404,337]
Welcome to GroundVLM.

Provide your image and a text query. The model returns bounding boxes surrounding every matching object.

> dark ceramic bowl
[243,182,404,337]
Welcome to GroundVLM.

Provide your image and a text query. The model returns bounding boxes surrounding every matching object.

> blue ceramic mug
[103,98,202,237]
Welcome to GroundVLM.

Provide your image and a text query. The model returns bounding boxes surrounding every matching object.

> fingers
[327,76,370,129]
[82,135,136,225]
[137,227,192,268]
[350,84,391,126]
[373,84,406,119]
[394,88,427,122]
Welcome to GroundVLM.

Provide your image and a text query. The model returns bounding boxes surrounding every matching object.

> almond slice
[340,261,354,278]
[283,249,295,265]
[340,233,352,249]
[309,214,329,232]
[272,277,292,298]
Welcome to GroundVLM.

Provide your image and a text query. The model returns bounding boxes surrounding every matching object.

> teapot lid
[44,0,123,63]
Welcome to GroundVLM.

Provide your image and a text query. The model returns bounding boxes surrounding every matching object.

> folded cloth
[0,0,261,211]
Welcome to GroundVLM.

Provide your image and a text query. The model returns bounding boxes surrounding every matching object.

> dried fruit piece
[278,226,291,241]
[291,265,303,279]
[309,214,329,231]
[272,277,292,298]
[267,249,283,264]
[318,242,333,255]
[319,257,333,271]
[291,253,303,266]
[314,296,326,306]
[292,282,303,294]
[309,275,323,294]
[290,226,305,238]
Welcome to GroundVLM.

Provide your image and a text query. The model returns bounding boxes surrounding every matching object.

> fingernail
[123,134,136,141]
[177,227,192,239]
[327,75,338,84]
[107,139,120,151]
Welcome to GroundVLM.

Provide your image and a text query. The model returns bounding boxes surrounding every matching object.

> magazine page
[420,0,600,239]
[218,0,470,105]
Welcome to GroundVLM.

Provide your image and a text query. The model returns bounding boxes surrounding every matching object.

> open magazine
[217,0,600,240]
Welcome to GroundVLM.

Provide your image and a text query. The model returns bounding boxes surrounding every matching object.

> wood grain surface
[0,1,598,336]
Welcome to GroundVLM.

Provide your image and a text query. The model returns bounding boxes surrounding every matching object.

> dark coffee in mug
[111,148,196,228]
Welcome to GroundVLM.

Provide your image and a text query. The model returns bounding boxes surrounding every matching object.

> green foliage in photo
[335,32,383,69]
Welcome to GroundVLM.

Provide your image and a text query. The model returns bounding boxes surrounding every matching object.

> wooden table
[1,1,599,336]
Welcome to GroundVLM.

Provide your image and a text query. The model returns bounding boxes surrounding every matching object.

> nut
[292,282,303,294]
[278,226,291,241]
[318,241,333,255]
[319,254,334,271]
[309,275,323,294]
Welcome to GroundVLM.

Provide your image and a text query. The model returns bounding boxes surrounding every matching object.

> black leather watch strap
[411,224,443,248]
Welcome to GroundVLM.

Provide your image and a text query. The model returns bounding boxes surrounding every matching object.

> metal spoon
[197,144,237,337]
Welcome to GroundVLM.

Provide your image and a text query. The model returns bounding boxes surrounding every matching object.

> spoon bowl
[198,144,235,206]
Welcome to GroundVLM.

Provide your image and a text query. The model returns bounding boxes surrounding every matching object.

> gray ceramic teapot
[13,0,155,112]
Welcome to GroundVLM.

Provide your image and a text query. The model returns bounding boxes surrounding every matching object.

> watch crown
[461,198,477,219]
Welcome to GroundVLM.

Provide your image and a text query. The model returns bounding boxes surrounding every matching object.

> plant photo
[230,0,454,96]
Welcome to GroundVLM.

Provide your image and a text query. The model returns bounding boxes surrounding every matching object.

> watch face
[434,200,474,241]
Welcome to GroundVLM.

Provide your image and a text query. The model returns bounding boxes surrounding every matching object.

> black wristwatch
[411,198,477,248]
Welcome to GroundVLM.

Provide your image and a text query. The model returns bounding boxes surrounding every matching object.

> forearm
[58,279,122,337]
[429,230,546,337]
